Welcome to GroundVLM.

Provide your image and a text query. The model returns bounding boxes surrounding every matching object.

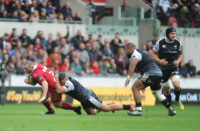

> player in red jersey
[23,61,81,115]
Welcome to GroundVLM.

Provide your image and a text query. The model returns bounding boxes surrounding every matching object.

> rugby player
[150,27,184,111]
[124,42,176,116]
[57,72,134,115]
[24,61,81,115]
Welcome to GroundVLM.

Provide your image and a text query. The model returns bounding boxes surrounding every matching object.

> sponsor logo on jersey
[162,45,166,48]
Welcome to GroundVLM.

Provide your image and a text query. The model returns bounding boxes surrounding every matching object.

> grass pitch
[0,104,199,131]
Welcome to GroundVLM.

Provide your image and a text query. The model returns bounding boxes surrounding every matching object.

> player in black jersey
[56,72,134,115]
[124,43,176,116]
[151,27,184,111]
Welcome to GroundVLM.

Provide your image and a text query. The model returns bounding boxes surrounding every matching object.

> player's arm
[125,58,139,87]
[150,49,168,65]
[54,74,68,93]
[174,50,184,66]
[38,80,48,103]
[150,50,160,63]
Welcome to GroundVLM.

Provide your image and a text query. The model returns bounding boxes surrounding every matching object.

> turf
[0,104,199,131]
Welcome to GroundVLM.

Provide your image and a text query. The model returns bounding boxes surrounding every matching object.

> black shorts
[81,90,102,109]
[162,67,179,83]
[139,73,162,91]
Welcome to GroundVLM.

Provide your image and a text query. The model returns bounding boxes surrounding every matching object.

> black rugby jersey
[153,38,183,70]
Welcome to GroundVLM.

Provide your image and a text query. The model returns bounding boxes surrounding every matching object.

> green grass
[0,104,199,131]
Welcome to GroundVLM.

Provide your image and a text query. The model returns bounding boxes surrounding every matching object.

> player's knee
[171,75,180,82]
[53,102,62,108]
[152,90,166,102]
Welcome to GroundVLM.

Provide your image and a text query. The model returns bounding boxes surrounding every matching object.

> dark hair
[58,72,66,81]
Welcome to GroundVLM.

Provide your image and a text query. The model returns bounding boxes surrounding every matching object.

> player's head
[166,27,176,41]
[125,42,136,58]
[58,72,67,86]
[23,60,34,74]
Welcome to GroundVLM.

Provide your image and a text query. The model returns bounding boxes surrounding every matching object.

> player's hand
[125,76,130,88]
[159,59,168,65]
[173,60,179,67]
[38,96,46,103]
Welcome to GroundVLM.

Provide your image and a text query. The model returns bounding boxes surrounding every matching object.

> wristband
[127,75,130,79]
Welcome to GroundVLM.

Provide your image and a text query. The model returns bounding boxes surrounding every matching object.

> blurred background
[0,0,200,105]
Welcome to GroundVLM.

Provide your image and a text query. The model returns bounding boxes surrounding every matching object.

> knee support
[152,89,166,102]
[171,75,180,82]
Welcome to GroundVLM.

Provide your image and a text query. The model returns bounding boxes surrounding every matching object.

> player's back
[64,76,92,102]
[134,49,162,76]
[32,63,56,89]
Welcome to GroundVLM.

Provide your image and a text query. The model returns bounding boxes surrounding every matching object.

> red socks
[42,100,54,112]
[61,102,76,110]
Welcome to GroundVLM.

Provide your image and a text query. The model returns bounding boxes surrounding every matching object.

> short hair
[125,42,136,48]
[58,72,66,81]
[24,60,34,67]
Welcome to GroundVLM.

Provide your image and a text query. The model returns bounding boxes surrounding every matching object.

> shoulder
[131,49,142,61]
[158,38,165,44]
[174,39,182,45]
[155,38,165,46]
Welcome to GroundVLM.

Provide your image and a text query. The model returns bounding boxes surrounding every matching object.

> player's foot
[127,110,142,116]
[175,100,184,111]
[168,110,176,116]
[74,106,81,115]
[44,110,55,115]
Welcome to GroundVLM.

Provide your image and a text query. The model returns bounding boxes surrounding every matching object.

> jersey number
[42,66,54,76]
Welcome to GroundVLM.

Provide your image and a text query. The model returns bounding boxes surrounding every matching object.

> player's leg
[162,81,172,105]
[170,75,184,111]
[99,102,134,112]
[50,91,81,115]
[131,79,145,114]
[82,92,134,113]
[41,91,55,114]
[150,76,176,116]
[128,74,148,116]
[162,70,172,105]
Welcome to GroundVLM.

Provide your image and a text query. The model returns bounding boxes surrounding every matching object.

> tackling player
[24,61,81,115]
[57,72,134,115]
[150,27,184,111]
